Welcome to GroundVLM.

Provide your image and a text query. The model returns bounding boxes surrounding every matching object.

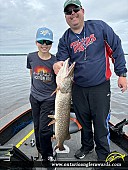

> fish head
[56,58,75,93]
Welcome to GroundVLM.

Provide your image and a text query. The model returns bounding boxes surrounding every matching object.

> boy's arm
[30,69,32,76]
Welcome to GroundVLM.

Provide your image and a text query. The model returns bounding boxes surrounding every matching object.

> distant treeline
[0,54,27,56]
[0,53,128,56]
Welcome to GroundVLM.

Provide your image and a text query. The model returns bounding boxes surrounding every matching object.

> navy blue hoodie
[56,20,127,87]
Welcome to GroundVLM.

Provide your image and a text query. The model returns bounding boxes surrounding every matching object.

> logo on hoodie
[70,34,96,53]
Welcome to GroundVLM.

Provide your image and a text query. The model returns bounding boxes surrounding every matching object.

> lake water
[0,55,128,120]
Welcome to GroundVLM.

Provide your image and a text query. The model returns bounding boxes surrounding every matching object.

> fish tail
[54,144,65,151]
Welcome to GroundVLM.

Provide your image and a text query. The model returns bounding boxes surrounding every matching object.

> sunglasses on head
[64,6,81,15]
[37,40,53,45]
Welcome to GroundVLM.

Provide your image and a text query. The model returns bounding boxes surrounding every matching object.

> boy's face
[36,40,52,53]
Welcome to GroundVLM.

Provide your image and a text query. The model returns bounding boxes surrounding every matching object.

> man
[53,0,127,161]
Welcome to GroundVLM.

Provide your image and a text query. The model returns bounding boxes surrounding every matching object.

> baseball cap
[64,0,81,10]
[36,27,53,42]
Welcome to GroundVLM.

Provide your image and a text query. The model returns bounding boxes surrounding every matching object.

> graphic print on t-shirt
[33,66,52,82]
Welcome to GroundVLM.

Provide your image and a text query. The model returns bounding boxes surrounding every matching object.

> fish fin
[51,89,57,96]
[51,86,60,96]
[66,133,71,140]
[51,135,56,141]
[48,120,56,126]
[48,115,55,119]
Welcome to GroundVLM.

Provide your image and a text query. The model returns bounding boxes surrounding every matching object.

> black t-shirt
[27,51,57,101]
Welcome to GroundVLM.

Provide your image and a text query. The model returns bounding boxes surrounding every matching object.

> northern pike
[48,58,75,151]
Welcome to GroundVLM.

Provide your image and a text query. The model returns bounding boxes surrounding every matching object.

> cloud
[0,0,128,54]
[85,0,128,22]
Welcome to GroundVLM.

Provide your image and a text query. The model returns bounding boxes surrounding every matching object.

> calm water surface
[0,55,128,120]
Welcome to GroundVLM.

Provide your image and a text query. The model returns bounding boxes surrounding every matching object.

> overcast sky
[0,0,128,54]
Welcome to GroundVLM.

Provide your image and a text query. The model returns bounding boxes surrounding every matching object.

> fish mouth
[63,58,75,77]
[67,61,75,77]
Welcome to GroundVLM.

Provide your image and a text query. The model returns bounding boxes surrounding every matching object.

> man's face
[64,5,84,31]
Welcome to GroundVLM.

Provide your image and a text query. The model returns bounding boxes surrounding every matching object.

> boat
[0,103,128,169]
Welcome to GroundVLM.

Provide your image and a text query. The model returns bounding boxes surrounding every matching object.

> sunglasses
[37,40,53,45]
[64,6,81,15]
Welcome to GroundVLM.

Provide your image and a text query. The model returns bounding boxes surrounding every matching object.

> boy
[27,27,56,167]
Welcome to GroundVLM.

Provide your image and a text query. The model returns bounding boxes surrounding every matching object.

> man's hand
[53,61,64,75]
[118,77,128,93]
